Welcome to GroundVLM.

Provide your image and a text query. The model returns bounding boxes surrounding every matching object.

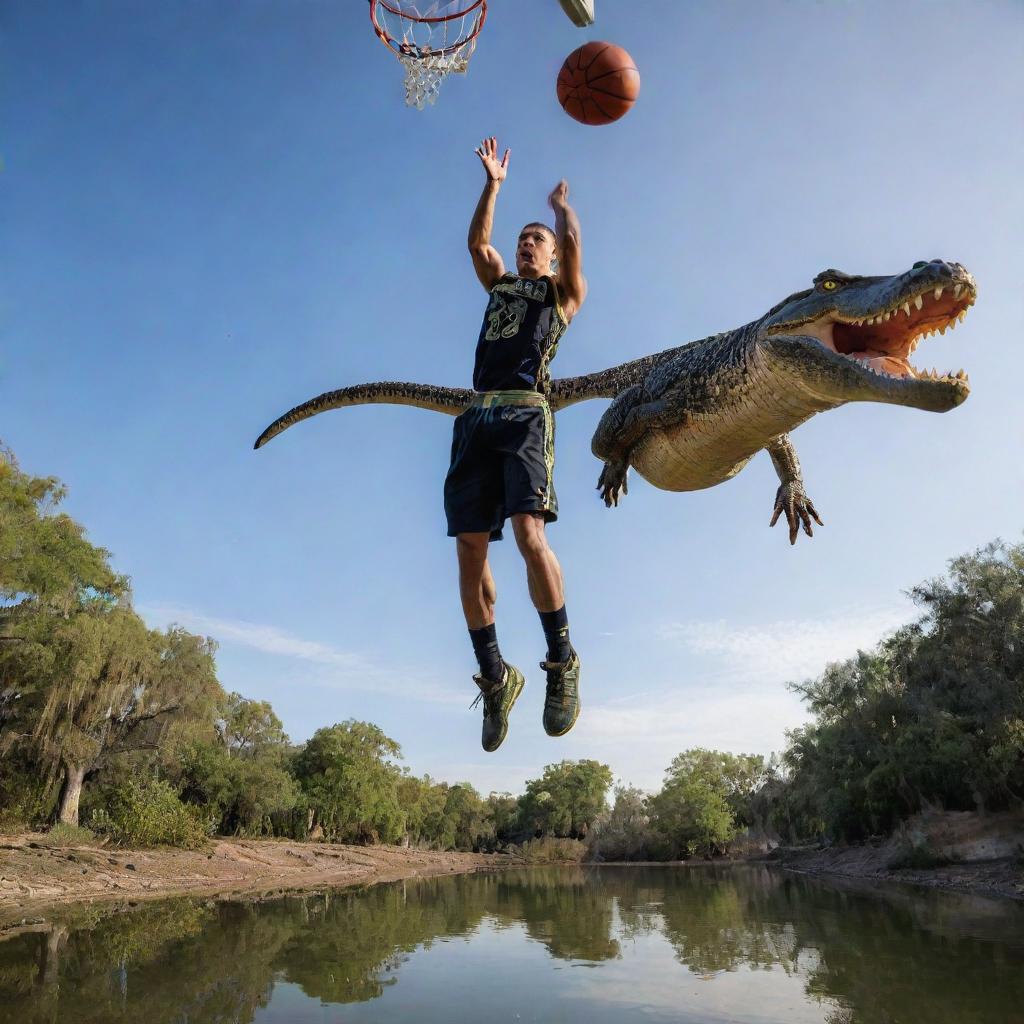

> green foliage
[172,693,300,836]
[91,777,212,849]
[587,785,653,861]
[292,721,406,844]
[776,539,1024,841]
[486,792,521,845]
[0,749,53,830]
[515,837,588,863]
[36,822,98,847]
[0,445,125,617]
[518,760,613,839]
[648,749,765,858]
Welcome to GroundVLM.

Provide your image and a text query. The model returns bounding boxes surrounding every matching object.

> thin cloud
[657,604,915,686]
[139,604,466,706]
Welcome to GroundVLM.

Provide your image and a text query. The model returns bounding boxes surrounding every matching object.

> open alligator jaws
[255,259,975,544]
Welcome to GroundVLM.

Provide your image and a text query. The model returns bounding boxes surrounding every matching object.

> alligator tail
[549,350,673,410]
[254,382,473,449]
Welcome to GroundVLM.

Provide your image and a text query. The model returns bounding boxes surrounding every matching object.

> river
[1,865,1021,1023]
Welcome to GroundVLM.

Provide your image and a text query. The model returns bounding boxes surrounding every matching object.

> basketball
[556,41,640,126]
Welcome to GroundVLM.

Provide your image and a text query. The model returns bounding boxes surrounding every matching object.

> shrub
[515,837,587,863]
[90,778,212,849]
[886,838,957,870]
[38,822,98,847]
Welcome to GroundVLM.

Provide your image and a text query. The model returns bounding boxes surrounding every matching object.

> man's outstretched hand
[548,179,570,209]
[475,137,509,183]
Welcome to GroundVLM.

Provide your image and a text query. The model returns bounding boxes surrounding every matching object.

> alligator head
[758,259,975,412]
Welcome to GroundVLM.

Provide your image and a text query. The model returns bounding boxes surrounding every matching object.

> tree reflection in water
[1,866,1022,1023]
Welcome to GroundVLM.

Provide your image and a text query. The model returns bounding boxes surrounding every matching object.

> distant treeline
[2,443,1021,856]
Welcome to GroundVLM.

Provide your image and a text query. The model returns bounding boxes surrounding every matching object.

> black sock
[469,624,504,683]
[539,606,571,663]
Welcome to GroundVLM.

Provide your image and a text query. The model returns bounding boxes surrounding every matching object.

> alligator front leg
[765,434,823,544]
[592,386,682,507]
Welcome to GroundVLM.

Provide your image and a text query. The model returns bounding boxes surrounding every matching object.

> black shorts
[444,393,558,541]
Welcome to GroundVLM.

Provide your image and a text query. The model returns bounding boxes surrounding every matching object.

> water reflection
[1,866,1022,1023]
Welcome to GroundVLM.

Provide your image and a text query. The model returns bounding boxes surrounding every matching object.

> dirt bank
[0,834,507,930]
[769,810,1024,901]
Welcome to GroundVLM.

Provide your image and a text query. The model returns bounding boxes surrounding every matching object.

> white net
[371,1,486,110]
[397,46,471,110]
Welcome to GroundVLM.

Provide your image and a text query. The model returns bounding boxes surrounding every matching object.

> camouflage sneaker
[541,647,581,737]
[470,662,525,752]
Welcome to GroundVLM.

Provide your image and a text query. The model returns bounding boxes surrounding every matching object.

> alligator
[255,259,975,544]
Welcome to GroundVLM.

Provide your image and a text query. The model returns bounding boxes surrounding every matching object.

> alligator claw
[597,461,629,508]
[769,482,823,544]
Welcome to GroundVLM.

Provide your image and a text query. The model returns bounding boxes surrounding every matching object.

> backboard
[558,0,595,28]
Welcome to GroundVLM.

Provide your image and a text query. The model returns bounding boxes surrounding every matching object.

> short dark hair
[519,222,557,245]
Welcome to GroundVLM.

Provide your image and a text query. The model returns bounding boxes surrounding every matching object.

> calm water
[1,865,1022,1023]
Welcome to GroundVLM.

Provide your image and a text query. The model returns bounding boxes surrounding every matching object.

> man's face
[515,226,556,278]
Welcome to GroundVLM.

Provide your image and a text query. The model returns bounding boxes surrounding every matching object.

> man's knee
[511,513,549,561]
[456,532,490,568]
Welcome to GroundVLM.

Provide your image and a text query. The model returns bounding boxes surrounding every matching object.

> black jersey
[472,274,569,394]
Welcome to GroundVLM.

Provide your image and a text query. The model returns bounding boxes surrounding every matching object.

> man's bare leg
[510,514,564,613]
[457,531,524,751]
[457,530,504,683]
[511,513,579,735]
[456,532,496,629]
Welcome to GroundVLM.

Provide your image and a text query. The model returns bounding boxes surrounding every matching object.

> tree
[2,606,222,825]
[518,760,612,839]
[441,783,493,851]
[0,444,125,623]
[292,721,405,843]
[647,749,765,858]
[587,784,652,861]
[174,692,299,836]
[775,539,1024,841]
[486,792,521,845]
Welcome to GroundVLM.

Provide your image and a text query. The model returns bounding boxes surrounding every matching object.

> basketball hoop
[369,1,488,110]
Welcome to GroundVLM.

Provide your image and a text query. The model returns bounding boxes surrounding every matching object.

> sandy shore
[0,833,507,931]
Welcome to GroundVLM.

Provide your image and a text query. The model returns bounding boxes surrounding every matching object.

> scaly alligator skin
[255,259,975,543]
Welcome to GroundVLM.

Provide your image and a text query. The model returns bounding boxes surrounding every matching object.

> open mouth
[783,276,976,385]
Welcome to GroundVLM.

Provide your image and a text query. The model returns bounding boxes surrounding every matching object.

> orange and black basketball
[556,41,640,126]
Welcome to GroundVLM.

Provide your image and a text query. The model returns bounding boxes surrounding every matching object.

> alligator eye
[913,261,928,269]
[822,280,838,291]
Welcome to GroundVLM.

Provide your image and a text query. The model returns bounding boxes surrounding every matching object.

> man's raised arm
[549,179,587,321]
[468,136,508,291]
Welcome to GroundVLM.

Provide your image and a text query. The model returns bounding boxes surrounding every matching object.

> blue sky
[4,1,1023,794]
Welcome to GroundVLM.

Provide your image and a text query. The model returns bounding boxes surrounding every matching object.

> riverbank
[768,809,1024,902]
[0,833,507,930]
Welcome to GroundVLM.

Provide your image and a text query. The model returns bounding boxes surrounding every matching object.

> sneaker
[470,662,525,752]
[541,647,581,737]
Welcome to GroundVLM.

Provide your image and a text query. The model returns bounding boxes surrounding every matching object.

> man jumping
[444,136,587,753]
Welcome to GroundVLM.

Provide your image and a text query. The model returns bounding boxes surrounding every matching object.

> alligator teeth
[939,324,947,335]
[902,302,911,316]
[953,285,962,299]
[883,311,891,321]
[958,310,967,323]
[934,286,944,300]
[914,295,924,310]
[957,368,965,378]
